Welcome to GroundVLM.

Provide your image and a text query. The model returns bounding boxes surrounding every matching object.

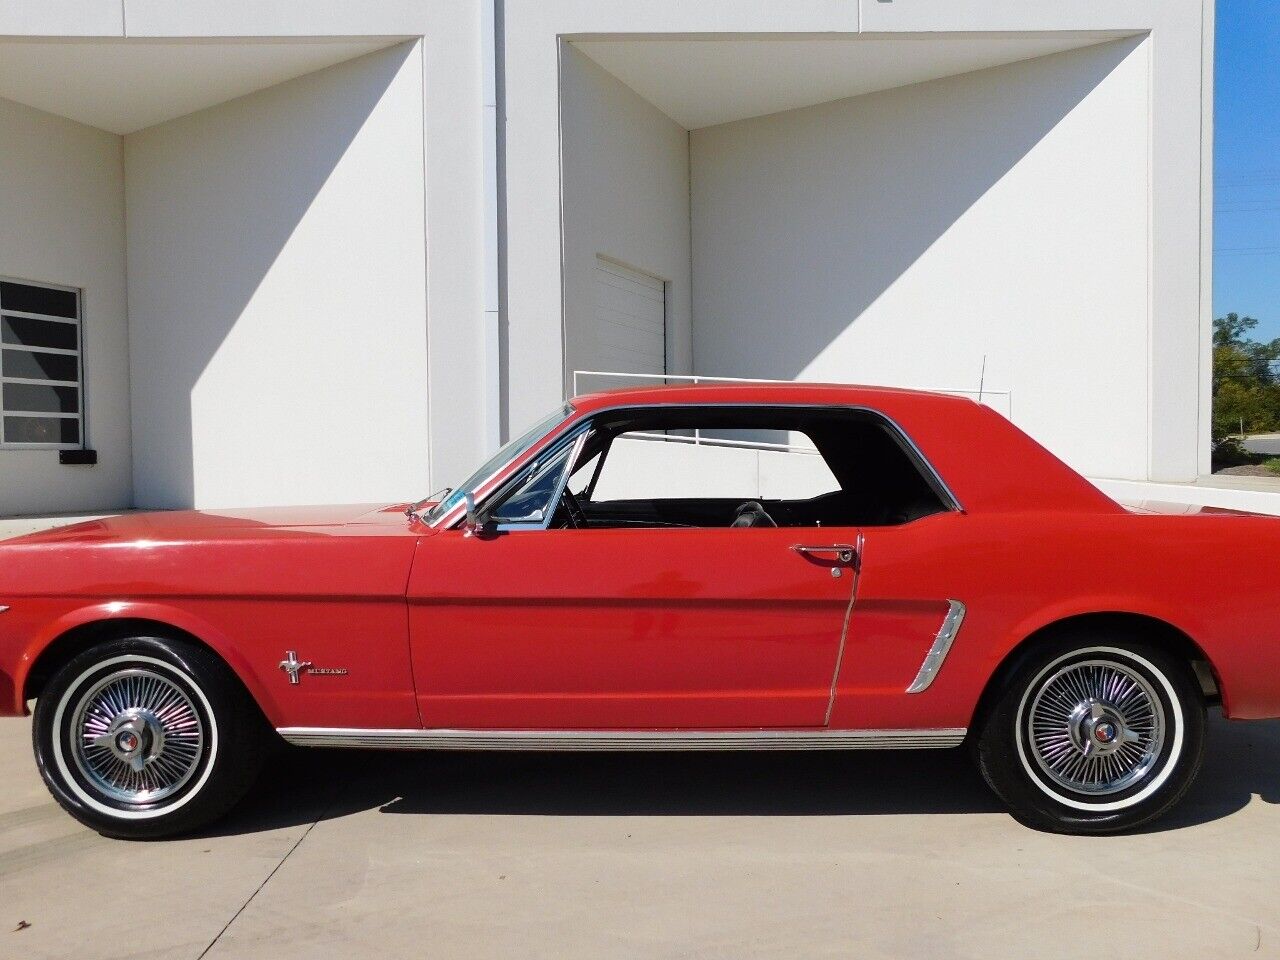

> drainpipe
[481,0,505,449]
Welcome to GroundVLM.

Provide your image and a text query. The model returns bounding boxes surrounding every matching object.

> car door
[826,509,976,733]
[407,525,856,729]
[406,420,859,730]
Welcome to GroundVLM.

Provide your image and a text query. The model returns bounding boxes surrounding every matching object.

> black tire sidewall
[977,635,1205,834]
[33,635,265,839]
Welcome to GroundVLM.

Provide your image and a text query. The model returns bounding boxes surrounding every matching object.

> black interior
[543,406,952,529]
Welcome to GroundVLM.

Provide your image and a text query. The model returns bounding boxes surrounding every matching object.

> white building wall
[506,2,866,438]
[503,0,1210,488]
[125,43,431,509]
[559,44,693,393]
[418,3,492,492]
[0,0,1217,516]
[0,97,131,515]
[690,39,1151,480]
[592,437,835,502]
[855,0,1211,472]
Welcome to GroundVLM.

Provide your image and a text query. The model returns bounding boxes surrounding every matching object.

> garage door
[593,257,666,377]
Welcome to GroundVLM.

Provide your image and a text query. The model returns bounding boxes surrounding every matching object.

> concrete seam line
[193,819,319,960]
[194,757,364,958]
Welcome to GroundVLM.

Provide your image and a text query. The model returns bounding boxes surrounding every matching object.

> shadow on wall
[689,37,1146,389]
[124,42,423,509]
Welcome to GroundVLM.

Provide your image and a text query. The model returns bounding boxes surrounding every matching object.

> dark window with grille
[0,278,83,448]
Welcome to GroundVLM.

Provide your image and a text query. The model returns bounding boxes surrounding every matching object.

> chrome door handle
[791,544,857,565]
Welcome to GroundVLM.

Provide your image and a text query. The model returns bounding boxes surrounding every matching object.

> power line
[1217,246,1280,255]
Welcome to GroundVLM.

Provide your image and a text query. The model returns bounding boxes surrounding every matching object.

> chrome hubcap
[69,668,204,805]
[1027,659,1165,796]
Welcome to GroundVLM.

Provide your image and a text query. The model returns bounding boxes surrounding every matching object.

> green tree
[1214,311,1262,349]
[1212,313,1280,439]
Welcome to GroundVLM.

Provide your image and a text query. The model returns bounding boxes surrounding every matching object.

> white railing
[574,369,811,392]
[571,369,1014,432]
[625,430,821,456]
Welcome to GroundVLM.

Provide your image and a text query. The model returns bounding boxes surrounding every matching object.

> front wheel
[976,636,1205,834]
[32,635,267,839]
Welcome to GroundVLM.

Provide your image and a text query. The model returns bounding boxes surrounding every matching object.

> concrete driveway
[2,713,1280,960]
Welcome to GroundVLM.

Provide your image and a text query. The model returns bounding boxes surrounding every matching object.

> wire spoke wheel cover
[984,640,1201,831]
[1023,657,1166,798]
[67,666,206,806]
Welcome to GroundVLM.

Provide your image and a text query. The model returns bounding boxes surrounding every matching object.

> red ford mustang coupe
[1,383,1274,838]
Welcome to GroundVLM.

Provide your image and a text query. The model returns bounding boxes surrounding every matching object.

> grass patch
[1266,458,1280,476]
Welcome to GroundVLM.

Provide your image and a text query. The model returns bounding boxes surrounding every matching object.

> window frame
[0,276,85,451]
[488,429,591,531]
[442,403,963,532]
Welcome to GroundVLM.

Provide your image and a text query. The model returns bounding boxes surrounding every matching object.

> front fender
[7,599,280,722]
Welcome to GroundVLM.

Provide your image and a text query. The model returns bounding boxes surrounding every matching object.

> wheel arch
[20,612,277,725]
[970,611,1221,733]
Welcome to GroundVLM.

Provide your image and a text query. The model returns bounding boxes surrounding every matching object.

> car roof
[570,381,976,414]
[566,382,1120,516]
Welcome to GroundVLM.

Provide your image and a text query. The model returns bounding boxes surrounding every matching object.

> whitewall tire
[976,633,1205,834]
[33,635,267,839]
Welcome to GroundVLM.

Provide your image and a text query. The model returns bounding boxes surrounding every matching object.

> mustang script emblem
[279,650,348,685]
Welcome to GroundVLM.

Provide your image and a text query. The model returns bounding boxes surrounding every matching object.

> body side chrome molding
[906,599,967,694]
[276,726,967,751]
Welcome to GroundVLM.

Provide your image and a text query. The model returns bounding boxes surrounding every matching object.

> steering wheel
[561,488,588,529]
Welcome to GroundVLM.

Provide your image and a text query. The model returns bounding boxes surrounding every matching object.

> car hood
[4,503,410,545]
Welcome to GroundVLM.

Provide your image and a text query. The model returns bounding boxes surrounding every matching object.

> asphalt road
[1243,434,1280,457]
[3,712,1280,959]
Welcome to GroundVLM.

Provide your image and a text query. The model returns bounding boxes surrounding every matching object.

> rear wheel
[33,635,266,839]
[976,634,1205,834]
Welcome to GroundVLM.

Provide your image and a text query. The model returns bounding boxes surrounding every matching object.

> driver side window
[563,407,950,528]
[477,405,951,531]
[590,430,837,503]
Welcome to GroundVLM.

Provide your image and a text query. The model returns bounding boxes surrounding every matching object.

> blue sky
[1214,0,1280,341]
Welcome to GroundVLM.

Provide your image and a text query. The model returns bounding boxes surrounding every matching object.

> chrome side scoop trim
[276,727,967,751]
[906,600,967,694]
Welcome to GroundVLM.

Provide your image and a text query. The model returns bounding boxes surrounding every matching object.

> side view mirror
[463,492,494,537]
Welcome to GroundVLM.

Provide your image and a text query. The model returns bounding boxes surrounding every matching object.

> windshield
[421,403,575,523]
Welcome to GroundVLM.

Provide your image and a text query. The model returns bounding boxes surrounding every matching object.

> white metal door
[593,257,666,377]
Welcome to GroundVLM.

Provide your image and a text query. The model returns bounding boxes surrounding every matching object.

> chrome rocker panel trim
[906,599,967,694]
[276,727,968,751]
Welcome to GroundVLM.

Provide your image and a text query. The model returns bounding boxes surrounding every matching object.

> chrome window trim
[489,427,591,532]
[418,402,575,525]
[430,402,964,531]
[276,726,968,751]
[905,600,968,694]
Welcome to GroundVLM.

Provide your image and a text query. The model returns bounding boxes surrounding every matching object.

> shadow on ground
[198,712,1280,839]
